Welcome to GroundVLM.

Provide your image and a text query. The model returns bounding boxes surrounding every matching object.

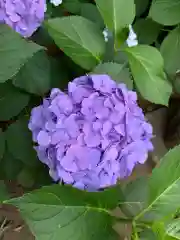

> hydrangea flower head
[0,0,46,37]
[29,75,153,191]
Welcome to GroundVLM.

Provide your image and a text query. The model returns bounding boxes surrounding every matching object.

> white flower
[102,25,138,47]
[102,28,109,42]
[126,25,138,47]
[50,0,62,6]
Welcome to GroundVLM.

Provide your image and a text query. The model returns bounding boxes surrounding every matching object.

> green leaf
[151,221,178,240]
[5,118,38,167]
[152,222,169,240]
[125,45,172,105]
[32,26,54,47]
[150,0,180,26]
[81,3,104,29]
[103,34,115,62]
[0,82,30,121]
[0,149,23,180]
[166,236,178,240]
[135,145,180,221]
[62,0,81,14]
[133,18,161,45]
[160,27,180,76]
[13,51,51,95]
[46,16,105,70]
[139,229,158,239]
[49,57,69,89]
[114,51,128,64]
[17,168,35,188]
[135,0,149,17]
[95,0,135,45]
[46,3,64,19]
[0,24,43,83]
[33,164,52,188]
[0,182,9,202]
[7,185,121,240]
[166,219,180,239]
[0,130,5,161]
[93,62,133,89]
[140,225,176,240]
[120,176,148,218]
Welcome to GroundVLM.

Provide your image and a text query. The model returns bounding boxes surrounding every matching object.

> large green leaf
[133,18,161,45]
[114,51,128,64]
[125,45,172,105]
[13,51,51,95]
[46,16,105,70]
[62,0,82,14]
[0,24,43,83]
[120,176,148,218]
[166,219,180,239]
[150,0,180,26]
[93,62,133,89]
[7,185,121,240]
[81,3,104,29]
[140,224,177,240]
[62,0,90,14]
[95,0,135,45]
[160,27,180,76]
[135,145,180,221]
[152,222,172,240]
[5,118,38,167]
[140,229,158,239]
[0,82,30,121]
[135,0,149,17]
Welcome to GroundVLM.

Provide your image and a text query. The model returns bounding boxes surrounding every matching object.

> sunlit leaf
[46,16,105,70]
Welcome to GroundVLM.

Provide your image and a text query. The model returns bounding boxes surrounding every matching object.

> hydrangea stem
[132,221,139,240]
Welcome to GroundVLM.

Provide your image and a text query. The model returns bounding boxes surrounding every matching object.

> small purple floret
[0,0,46,37]
[29,75,153,191]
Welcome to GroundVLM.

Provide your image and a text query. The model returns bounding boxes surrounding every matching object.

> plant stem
[136,222,151,229]
[132,221,139,240]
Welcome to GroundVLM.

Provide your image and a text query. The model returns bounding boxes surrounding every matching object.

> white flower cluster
[103,25,138,47]
[50,0,62,6]
[126,25,138,47]
[103,28,109,42]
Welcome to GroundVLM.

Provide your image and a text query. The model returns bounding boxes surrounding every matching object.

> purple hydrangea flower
[29,75,153,191]
[0,0,46,37]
